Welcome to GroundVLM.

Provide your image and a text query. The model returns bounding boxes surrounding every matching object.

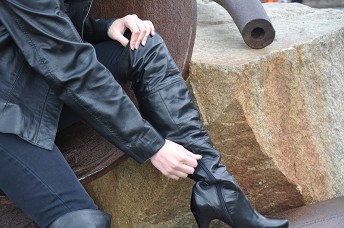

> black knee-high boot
[48,209,111,228]
[117,34,288,228]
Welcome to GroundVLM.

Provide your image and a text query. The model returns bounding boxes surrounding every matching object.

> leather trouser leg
[48,209,111,228]
[117,34,288,228]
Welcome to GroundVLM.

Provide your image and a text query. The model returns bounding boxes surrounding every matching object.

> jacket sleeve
[83,17,116,44]
[0,0,165,163]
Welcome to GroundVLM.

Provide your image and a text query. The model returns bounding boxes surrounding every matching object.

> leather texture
[48,209,111,228]
[117,33,288,228]
[0,0,165,163]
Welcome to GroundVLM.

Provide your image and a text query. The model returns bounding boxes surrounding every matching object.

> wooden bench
[272,196,344,227]
[0,0,197,226]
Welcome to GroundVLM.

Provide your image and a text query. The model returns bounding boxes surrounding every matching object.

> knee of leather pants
[116,32,182,96]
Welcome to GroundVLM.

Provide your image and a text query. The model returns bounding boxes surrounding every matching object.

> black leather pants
[117,33,288,228]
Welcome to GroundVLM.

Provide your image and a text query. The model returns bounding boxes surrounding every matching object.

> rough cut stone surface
[85,159,198,228]
[189,2,344,214]
[85,3,344,227]
[304,0,344,8]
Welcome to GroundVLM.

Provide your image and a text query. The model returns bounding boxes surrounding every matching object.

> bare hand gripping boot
[117,34,288,228]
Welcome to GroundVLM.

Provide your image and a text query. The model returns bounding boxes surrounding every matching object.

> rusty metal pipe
[214,0,275,49]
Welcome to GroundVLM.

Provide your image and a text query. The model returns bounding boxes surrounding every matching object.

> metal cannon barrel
[214,0,275,49]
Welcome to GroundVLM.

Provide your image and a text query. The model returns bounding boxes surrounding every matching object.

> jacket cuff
[129,127,166,164]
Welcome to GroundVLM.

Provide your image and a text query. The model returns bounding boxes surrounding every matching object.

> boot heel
[191,185,219,228]
[192,211,212,228]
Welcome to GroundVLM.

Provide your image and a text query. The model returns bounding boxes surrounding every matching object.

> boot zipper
[198,161,234,226]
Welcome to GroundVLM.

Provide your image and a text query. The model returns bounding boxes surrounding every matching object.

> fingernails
[131,45,138,50]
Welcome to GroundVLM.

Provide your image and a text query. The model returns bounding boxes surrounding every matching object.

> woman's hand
[150,140,202,180]
[107,14,155,50]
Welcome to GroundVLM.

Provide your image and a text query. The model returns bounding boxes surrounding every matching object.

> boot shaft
[48,209,111,228]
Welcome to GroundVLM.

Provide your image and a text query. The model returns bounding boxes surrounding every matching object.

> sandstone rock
[304,0,344,8]
[189,2,344,214]
[86,159,199,227]
[85,2,344,227]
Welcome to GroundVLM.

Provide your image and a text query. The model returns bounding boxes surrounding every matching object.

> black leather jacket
[0,0,165,163]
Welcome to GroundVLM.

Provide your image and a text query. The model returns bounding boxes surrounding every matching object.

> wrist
[106,18,118,38]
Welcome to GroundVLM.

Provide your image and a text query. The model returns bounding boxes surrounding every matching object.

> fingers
[191,152,203,160]
[126,15,144,50]
[162,165,190,180]
[169,174,182,181]
[107,15,155,49]
[107,18,129,46]
[155,158,194,179]
[113,31,129,47]
[124,15,155,50]
[150,140,203,180]
[141,20,155,46]
[184,150,202,165]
